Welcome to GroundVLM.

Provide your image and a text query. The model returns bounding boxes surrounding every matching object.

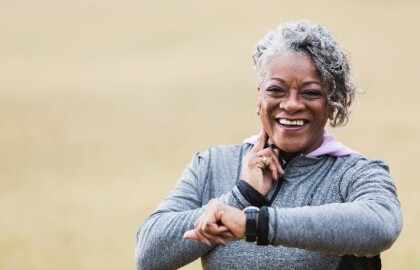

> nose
[279,91,304,114]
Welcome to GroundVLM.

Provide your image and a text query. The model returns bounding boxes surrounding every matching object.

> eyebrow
[269,77,322,86]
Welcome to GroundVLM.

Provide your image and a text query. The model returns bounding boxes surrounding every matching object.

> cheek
[259,99,277,132]
[314,103,329,123]
[259,96,272,111]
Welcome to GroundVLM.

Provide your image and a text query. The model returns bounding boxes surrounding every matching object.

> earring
[255,109,260,115]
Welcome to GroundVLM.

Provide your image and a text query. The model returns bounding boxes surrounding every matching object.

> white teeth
[279,119,305,126]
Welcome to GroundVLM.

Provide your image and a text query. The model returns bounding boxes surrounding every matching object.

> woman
[135,20,402,270]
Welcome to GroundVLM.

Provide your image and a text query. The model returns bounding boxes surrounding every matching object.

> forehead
[265,52,321,83]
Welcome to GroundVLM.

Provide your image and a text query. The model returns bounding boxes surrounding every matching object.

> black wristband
[237,180,270,207]
[257,206,269,246]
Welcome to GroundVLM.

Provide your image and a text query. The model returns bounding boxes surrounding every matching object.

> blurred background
[1,0,419,269]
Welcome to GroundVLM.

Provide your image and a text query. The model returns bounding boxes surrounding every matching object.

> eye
[301,90,323,100]
[266,86,287,97]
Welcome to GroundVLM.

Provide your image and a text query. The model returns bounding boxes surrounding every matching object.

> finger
[184,229,213,246]
[215,225,230,233]
[200,224,226,244]
[214,235,227,245]
[251,129,269,153]
[257,154,278,180]
[207,223,227,234]
[273,148,285,175]
[203,228,230,245]
[250,152,269,169]
[266,150,282,178]
[267,158,279,180]
[195,216,211,245]
[196,229,212,246]
[205,224,233,241]
[200,219,219,241]
[183,230,199,240]
[221,231,234,238]
[259,147,284,176]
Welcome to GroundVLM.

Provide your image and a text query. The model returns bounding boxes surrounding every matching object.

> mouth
[275,118,309,129]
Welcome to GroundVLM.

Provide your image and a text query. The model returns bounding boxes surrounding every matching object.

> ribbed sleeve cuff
[237,180,270,207]
[267,207,278,245]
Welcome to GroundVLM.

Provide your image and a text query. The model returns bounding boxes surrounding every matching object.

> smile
[277,118,308,126]
[275,118,309,130]
[279,119,305,126]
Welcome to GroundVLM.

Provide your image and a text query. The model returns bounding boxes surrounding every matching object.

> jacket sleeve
[135,150,250,270]
[267,159,403,256]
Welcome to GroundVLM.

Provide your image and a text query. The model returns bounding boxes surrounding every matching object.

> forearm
[135,208,209,270]
[268,199,402,256]
[135,188,249,269]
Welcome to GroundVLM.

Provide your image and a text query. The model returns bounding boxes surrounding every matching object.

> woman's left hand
[241,129,283,196]
[184,199,245,245]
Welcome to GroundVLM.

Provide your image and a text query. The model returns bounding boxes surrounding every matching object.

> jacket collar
[243,129,357,158]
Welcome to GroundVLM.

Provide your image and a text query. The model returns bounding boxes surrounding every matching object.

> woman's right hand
[184,199,244,246]
[240,129,284,196]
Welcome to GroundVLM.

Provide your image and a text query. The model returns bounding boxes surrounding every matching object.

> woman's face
[258,52,329,155]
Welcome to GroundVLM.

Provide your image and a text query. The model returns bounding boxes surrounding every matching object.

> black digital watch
[243,206,259,242]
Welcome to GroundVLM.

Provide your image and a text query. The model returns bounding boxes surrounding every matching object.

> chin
[272,133,313,152]
[271,140,305,154]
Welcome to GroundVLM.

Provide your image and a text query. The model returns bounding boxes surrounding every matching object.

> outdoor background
[1,0,419,269]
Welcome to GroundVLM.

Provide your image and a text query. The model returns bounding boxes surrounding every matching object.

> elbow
[351,202,403,256]
[135,232,170,270]
[378,202,403,253]
[135,229,155,270]
[135,241,155,270]
[364,208,403,256]
[134,238,145,270]
[377,216,403,253]
[135,248,146,270]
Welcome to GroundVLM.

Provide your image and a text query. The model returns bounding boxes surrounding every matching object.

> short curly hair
[252,20,356,127]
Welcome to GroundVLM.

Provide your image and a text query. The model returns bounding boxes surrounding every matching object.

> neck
[279,150,300,164]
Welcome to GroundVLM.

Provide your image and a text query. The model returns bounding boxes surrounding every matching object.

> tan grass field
[1,0,419,269]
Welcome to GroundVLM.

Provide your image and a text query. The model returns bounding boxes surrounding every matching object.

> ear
[257,86,263,100]
[257,85,263,98]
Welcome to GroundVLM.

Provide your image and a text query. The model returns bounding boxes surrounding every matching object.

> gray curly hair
[253,20,356,127]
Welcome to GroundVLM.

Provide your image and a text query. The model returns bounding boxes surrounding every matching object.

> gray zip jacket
[135,143,402,270]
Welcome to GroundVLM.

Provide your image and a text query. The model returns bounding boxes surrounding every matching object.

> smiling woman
[135,20,402,270]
